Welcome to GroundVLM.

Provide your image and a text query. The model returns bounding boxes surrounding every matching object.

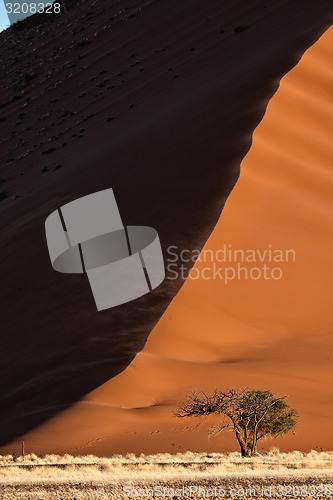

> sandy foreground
[0,452,332,499]
[6,23,332,457]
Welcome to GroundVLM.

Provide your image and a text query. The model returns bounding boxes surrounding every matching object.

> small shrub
[234,25,248,33]
[41,147,56,155]
[13,73,34,91]
[0,178,6,184]
[0,95,21,109]
[6,158,14,164]
[59,110,72,118]
[0,191,7,201]
[77,38,90,48]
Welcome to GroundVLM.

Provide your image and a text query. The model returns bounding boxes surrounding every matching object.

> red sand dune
[5,26,332,456]
[1,0,332,448]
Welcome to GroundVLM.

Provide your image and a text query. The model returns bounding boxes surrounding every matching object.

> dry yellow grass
[0,451,331,484]
[0,451,331,498]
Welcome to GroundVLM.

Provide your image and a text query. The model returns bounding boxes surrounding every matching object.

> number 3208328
[5,3,61,14]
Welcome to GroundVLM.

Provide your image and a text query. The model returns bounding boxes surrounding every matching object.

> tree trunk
[250,429,258,456]
[251,440,257,456]
[233,421,255,458]
[240,442,247,457]
[243,446,252,457]
[238,436,254,457]
[234,430,251,457]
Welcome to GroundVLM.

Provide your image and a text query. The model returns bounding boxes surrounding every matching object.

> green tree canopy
[175,388,298,457]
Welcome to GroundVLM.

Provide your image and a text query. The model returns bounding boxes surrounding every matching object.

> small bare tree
[175,388,298,457]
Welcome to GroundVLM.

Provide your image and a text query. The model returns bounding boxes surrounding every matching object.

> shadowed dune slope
[0,0,332,445]
[6,25,332,457]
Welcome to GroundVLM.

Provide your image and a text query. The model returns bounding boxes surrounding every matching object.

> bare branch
[174,388,298,458]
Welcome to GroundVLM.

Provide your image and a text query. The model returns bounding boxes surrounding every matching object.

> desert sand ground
[0,452,332,499]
